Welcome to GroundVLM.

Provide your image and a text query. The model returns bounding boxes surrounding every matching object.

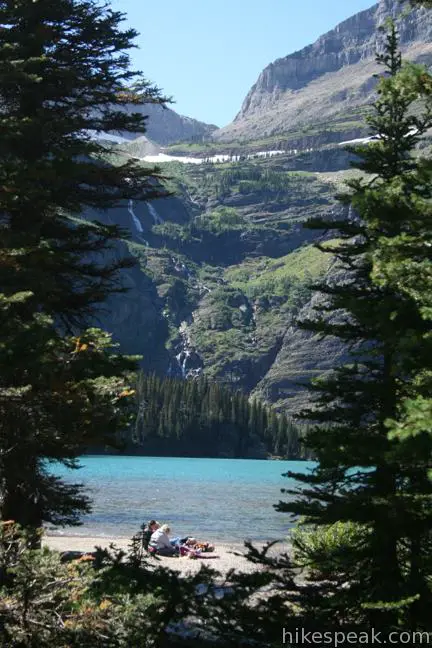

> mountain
[88,0,432,422]
[214,0,432,143]
[91,153,346,416]
[114,135,161,158]
[127,103,217,146]
[100,104,217,148]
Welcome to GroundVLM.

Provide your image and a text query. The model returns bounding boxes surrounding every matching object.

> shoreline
[82,452,309,462]
[43,534,288,575]
[45,531,281,544]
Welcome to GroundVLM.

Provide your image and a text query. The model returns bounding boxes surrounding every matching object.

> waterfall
[128,200,149,246]
[147,202,164,225]
[176,350,191,379]
[128,199,143,233]
[172,320,203,379]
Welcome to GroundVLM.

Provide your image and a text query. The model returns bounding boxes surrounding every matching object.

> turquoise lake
[49,456,315,543]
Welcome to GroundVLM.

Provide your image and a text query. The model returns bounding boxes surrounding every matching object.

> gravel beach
[43,535,286,576]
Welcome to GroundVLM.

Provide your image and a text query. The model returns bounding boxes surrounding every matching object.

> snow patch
[140,149,288,166]
[142,153,203,165]
[338,135,379,146]
[339,128,418,147]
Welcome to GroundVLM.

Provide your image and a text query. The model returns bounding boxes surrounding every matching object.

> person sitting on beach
[149,524,178,557]
[142,520,159,551]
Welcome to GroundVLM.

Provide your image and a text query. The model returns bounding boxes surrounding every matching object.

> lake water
[48,456,315,543]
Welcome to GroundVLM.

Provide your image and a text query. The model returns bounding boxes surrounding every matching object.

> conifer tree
[249,398,259,439]
[277,23,432,634]
[268,410,279,449]
[0,0,167,531]
[0,0,167,325]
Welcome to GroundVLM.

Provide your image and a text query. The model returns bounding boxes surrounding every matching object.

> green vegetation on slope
[163,114,367,156]
[147,157,336,228]
[97,151,341,403]
[152,206,260,243]
[187,245,331,388]
[225,245,331,298]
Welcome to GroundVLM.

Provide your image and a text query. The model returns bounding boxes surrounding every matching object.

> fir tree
[0,292,138,533]
[276,23,432,635]
[0,0,168,326]
[0,0,167,531]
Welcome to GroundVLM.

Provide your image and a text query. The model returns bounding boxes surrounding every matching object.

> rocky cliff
[126,103,217,146]
[214,0,432,142]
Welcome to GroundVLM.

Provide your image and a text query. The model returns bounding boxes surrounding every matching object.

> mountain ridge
[117,103,217,147]
[213,0,432,142]
[143,104,218,146]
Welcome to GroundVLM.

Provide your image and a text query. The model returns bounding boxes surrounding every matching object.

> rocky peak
[239,1,429,118]
[119,103,218,147]
[143,104,218,146]
[214,1,432,142]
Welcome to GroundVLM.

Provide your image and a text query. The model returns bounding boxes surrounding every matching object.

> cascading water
[128,200,149,246]
[173,320,203,379]
[128,199,143,233]
[147,202,164,225]
[176,350,191,379]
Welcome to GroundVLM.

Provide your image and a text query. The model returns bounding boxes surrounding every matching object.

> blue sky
[112,0,377,127]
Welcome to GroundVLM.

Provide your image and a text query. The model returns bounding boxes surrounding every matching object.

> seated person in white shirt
[149,524,178,556]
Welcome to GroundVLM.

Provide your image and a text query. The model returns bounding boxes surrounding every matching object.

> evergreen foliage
[0,0,167,325]
[194,207,247,234]
[0,521,213,647]
[0,0,167,532]
[410,0,432,7]
[271,22,432,636]
[0,315,138,529]
[133,374,303,458]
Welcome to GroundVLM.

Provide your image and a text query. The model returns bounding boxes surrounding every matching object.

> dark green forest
[131,374,303,458]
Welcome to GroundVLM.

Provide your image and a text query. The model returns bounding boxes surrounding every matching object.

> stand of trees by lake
[131,374,304,458]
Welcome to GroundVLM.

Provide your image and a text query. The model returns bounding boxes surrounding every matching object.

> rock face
[84,197,190,374]
[214,0,432,142]
[252,273,350,414]
[131,104,217,146]
[111,104,217,147]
